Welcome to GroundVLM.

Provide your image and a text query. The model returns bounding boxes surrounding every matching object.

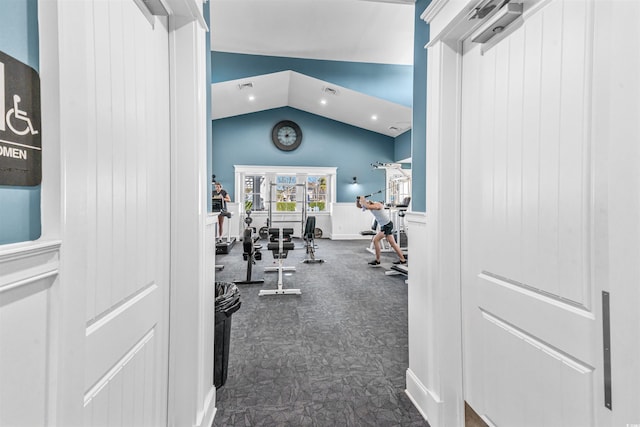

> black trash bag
[214,282,241,388]
[215,281,240,311]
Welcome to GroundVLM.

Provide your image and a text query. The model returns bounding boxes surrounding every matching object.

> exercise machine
[234,211,264,285]
[213,198,236,254]
[363,201,410,255]
[365,218,393,254]
[302,216,324,264]
[388,262,408,277]
[259,228,300,296]
[267,181,307,238]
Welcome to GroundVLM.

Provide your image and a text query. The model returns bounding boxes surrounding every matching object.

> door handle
[602,291,612,410]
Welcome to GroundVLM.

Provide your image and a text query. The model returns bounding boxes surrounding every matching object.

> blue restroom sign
[0,50,41,186]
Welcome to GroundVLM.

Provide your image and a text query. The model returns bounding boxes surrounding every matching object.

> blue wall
[411,0,431,213]
[211,52,415,204]
[212,52,413,107]
[0,0,41,244]
[212,107,394,203]
[205,1,213,212]
[395,130,411,162]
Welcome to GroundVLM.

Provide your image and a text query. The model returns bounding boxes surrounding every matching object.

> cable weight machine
[267,181,307,239]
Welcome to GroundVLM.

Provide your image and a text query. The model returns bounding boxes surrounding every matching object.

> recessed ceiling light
[371,115,378,121]
[320,99,327,105]
[248,95,255,101]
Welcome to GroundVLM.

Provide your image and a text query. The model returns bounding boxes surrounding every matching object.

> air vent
[389,126,400,132]
[237,82,254,90]
[322,86,340,96]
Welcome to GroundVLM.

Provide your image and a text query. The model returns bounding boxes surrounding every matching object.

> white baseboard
[329,234,372,240]
[405,368,441,427]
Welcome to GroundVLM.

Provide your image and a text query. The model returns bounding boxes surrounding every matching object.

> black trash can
[214,282,241,388]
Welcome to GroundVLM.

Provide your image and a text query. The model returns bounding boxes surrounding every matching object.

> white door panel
[461,0,600,425]
[78,1,171,425]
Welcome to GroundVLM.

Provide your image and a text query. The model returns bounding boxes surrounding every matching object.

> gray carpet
[213,236,428,427]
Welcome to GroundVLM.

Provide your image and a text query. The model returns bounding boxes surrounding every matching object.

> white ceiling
[210,0,416,65]
[209,0,416,137]
[211,71,412,137]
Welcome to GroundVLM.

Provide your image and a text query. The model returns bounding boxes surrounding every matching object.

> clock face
[272,120,302,151]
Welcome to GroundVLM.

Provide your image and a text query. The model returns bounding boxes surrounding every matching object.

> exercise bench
[259,228,301,296]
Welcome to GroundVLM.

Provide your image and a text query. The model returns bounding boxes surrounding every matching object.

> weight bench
[234,224,264,285]
[259,228,301,296]
[302,216,324,264]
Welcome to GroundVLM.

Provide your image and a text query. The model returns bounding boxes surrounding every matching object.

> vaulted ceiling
[209,0,416,136]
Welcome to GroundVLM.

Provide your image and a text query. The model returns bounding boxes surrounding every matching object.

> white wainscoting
[229,203,355,241]
[0,241,60,427]
[330,203,375,240]
[403,213,441,424]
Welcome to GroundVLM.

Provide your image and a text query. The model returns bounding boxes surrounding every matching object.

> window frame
[234,165,337,214]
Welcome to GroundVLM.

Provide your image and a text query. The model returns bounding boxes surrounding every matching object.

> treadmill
[213,197,236,254]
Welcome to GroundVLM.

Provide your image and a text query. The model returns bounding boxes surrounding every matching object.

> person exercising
[357,196,407,266]
[213,182,231,239]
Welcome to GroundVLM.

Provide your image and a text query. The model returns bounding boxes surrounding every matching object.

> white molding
[206,213,217,225]
[195,386,216,427]
[404,211,427,225]
[234,165,337,176]
[83,329,155,406]
[85,283,158,336]
[405,368,441,427]
[164,0,207,29]
[167,9,213,426]
[0,269,58,294]
[407,3,472,426]
[0,240,61,263]
[331,234,371,241]
[0,240,60,293]
[421,0,449,23]
[479,310,595,374]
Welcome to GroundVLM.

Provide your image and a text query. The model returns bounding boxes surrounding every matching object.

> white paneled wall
[0,242,60,427]
[331,203,377,240]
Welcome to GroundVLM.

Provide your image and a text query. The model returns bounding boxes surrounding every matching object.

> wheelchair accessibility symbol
[5,94,39,136]
[0,49,42,186]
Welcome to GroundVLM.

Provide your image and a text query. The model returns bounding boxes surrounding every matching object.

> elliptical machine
[234,210,264,285]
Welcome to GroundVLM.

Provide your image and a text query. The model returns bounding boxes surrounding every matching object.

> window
[243,175,266,211]
[307,176,327,212]
[235,166,336,214]
[275,175,297,211]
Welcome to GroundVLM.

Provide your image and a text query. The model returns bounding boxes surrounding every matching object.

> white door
[70,2,172,425]
[460,1,618,425]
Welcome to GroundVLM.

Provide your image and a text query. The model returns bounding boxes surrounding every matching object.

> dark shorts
[380,221,394,236]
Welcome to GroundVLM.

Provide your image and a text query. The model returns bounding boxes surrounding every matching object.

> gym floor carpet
[213,238,428,427]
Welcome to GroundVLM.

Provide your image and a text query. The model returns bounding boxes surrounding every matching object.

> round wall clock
[271,120,302,151]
